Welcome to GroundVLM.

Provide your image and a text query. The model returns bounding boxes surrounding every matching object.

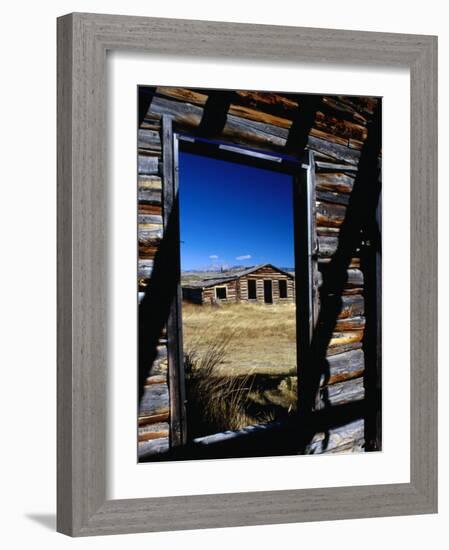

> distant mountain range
[182,264,295,274]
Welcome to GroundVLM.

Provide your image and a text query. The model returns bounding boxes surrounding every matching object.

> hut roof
[182,263,294,289]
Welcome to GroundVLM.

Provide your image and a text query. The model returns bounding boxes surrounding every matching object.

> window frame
[215,286,228,300]
[163,120,318,452]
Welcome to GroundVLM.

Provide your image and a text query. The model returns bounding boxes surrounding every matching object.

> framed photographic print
[57,13,437,536]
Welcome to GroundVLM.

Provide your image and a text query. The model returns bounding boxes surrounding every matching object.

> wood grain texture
[57,12,437,536]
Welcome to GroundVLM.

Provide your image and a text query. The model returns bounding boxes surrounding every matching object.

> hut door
[263,280,273,303]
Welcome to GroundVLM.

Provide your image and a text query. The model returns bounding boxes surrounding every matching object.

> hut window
[279,280,287,298]
[215,286,227,300]
[248,279,257,300]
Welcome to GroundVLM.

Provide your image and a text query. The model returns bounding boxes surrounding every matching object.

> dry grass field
[182,301,298,437]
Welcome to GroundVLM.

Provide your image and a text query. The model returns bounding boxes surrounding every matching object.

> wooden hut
[137,86,381,460]
[182,264,295,305]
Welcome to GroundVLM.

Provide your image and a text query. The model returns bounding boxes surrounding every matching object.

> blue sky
[178,151,295,271]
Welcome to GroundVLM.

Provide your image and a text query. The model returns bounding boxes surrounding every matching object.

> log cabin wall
[138,87,381,459]
[137,112,171,459]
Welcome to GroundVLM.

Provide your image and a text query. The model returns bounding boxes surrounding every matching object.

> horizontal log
[326,341,363,356]
[139,228,164,242]
[138,175,162,190]
[334,316,365,331]
[305,418,364,454]
[139,382,169,416]
[138,129,161,151]
[235,90,298,118]
[329,331,364,348]
[138,437,169,459]
[322,96,368,125]
[156,86,208,105]
[150,95,203,127]
[229,103,292,129]
[138,214,163,225]
[316,190,350,206]
[139,421,169,434]
[138,189,162,204]
[316,226,340,236]
[317,236,339,257]
[138,155,160,175]
[308,135,361,165]
[138,204,162,216]
[316,201,347,227]
[138,259,154,279]
[322,348,365,385]
[315,110,368,141]
[319,376,365,407]
[338,294,365,318]
[138,412,169,426]
[316,172,355,194]
[145,375,167,386]
[139,430,170,442]
[315,160,358,172]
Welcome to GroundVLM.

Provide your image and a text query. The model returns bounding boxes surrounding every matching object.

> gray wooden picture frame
[57,12,438,537]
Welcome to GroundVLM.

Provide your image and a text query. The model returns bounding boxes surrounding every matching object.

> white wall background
[0,0,445,547]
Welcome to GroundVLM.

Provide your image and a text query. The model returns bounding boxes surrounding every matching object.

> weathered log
[321,348,365,385]
[315,160,358,172]
[139,382,169,416]
[230,103,292,129]
[222,115,287,150]
[138,129,161,151]
[145,375,167,386]
[316,190,350,206]
[139,431,170,443]
[326,341,363,356]
[138,204,162,216]
[337,294,365,318]
[305,418,364,454]
[322,96,368,125]
[139,228,163,242]
[316,172,355,194]
[334,316,365,331]
[317,226,340,236]
[138,259,154,279]
[138,214,163,225]
[150,96,203,127]
[319,376,365,407]
[316,201,347,227]
[138,412,169,426]
[138,437,169,459]
[226,113,288,140]
[342,287,364,296]
[329,330,364,348]
[310,127,351,147]
[138,155,160,175]
[138,189,162,204]
[138,175,162,190]
[308,135,361,165]
[315,110,368,141]
[235,90,298,118]
[156,86,208,106]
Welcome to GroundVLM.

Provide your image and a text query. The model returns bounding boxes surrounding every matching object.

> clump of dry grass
[185,332,260,438]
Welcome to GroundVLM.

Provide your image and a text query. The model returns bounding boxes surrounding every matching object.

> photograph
[137,86,382,462]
